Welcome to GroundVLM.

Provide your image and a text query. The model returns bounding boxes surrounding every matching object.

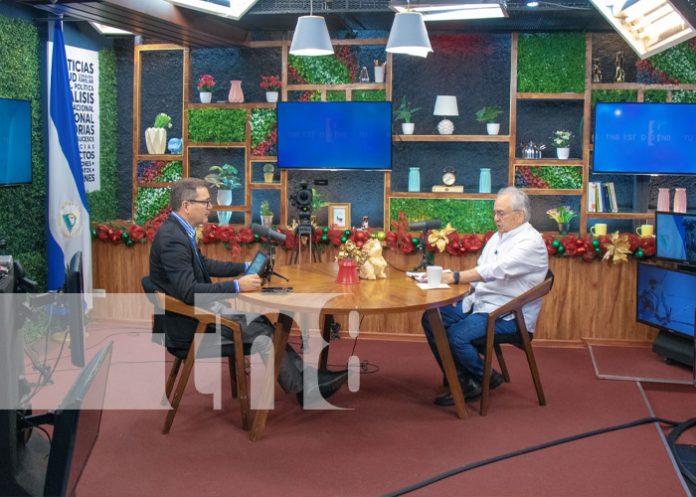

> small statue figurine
[614,51,625,83]
[361,215,369,230]
[359,238,387,280]
[592,57,602,83]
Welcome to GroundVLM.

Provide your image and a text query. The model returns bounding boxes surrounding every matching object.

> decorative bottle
[408,167,420,192]
[657,188,670,212]
[228,80,244,103]
[479,168,491,194]
[673,188,687,213]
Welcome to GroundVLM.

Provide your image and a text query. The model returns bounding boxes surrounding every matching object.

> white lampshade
[290,15,334,56]
[433,95,459,116]
[386,11,433,58]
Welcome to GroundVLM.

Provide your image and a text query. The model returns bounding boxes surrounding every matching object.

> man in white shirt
[421,187,549,406]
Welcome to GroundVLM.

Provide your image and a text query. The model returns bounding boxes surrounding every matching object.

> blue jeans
[421,303,519,380]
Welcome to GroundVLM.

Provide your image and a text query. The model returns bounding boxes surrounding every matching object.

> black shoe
[296,369,348,407]
[489,369,505,390]
[434,377,482,406]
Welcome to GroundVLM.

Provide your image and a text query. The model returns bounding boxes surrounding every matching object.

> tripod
[289,223,321,264]
[261,242,288,284]
[411,229,434,272]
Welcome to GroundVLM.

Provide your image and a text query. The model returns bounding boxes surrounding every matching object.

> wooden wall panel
[92,241,657,343]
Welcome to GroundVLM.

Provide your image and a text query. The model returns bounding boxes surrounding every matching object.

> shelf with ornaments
[392,134,511,143]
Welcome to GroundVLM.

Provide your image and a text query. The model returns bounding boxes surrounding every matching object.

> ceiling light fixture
[164,0,259,20]
[590,0,696,58]
[392,1,507,21]
[386,2,433,58]
[289,0,334,56]
[89,22,133,36]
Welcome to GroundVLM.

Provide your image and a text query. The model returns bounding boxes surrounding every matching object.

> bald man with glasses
[421,186,548,406]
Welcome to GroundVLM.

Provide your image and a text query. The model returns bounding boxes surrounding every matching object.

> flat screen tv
[0,98,32,185]
[277,102,392,170]
[636,262,696,338]
[593,102,696,175]
[655,212,696,266]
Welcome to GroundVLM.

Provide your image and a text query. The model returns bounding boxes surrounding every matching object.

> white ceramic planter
[261,214,274,227]
[199,91,212,103]
[556,147,570,160]
[145,127,166,155]
[486,123,500,135]
[402,122,415,135]
[265,91,279,103]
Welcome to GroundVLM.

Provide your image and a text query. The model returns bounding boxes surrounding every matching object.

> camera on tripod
[289,181,313,234]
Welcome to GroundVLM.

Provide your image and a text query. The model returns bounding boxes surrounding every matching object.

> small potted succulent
[205,163,241,225]
[551,130,574,159]
[475,106,503,135]
[145,113,172,155]
[196,74,216,103]
[260,75,282,103]
[394,96,419,135]
[260,200,273,227]
[262,163,275,183]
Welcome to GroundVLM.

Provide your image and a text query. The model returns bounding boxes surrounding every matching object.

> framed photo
[328,203,351,229]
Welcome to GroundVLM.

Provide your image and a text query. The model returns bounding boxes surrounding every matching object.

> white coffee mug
[426,266,443,288]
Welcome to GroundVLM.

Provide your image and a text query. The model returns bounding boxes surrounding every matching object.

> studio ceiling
[16,0,696,47]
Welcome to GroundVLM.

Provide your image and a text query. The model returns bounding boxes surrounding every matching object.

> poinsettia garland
[91,216,655,264]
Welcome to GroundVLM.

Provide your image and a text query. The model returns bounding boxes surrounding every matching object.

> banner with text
[47,41,100,192]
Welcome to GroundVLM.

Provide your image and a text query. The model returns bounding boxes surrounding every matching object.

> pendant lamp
[386,11,433,58]
[290,0,333,56]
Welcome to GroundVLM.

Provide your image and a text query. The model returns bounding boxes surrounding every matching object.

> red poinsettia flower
[202,224,218,243]
[129,224,146,243]
[237,226,254,244]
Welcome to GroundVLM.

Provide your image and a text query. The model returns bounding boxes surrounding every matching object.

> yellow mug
[636,224,654,237]
[590,223,607,237]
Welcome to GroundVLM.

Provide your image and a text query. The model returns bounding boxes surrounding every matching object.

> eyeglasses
[187,198,212,207]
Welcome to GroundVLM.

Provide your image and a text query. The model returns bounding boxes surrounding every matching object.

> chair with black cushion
[472,269,554,416]
[141,276,249,434]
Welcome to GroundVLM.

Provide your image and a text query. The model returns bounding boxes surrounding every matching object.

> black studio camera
[289,181,313,229]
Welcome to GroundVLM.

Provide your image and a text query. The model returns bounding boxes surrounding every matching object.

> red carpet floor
[64,324,696,497]
[589,344,693,384]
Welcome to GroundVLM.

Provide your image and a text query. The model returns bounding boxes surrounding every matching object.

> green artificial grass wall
[390,199,495,233]
[517,33,586,93]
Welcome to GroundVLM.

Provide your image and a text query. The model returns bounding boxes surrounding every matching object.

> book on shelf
[603,182,619,213]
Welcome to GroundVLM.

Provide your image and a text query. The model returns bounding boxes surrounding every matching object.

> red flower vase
[336,259,360,285]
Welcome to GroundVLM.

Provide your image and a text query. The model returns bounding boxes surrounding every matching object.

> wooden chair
[141,277,250,434]
[472,270,554,416]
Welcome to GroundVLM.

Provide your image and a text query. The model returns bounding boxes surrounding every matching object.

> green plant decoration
[311,188,329,212]
[205,164,242,190]
[0,17,46,288]
[517,33,585,93]
[288,54,350,84]
[87,49,118,222]
[648,42,696,84]
[327,91,347,101]
[394,96,420,123]
[263,163,275,174]
[475,106,503,123]
[672,90,696,103]
[260,200,272,216]
[390,199,495,233]
[135,187,170,225]
[188,108,246,142]
[353,90,386,101]
[250,108,276,149]
[644,90,668,103]
[591,89,638,105]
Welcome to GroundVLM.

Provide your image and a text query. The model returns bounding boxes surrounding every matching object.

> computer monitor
[43,342,113,497]
[655,212,696,266]
[63,252,85,368]
[636,262,696,338]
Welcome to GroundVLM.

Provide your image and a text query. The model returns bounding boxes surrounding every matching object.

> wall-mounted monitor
[636,262,696,338]
[277,102,392,170]
[593,102,696,175]
[655,212,696,266]
[0,98,32,185]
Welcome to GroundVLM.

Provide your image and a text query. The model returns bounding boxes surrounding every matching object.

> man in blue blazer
[149,178,346,405]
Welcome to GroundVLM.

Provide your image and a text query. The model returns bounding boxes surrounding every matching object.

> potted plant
[145,113,172,155]
[475,106,503,135]
[547,206,576,235]
[260,200,274,227]
[262,163,275,183]
[196,74,216,104]
[204,163,242,225]
[260,75,281,103]
[394,96,419,135]
[551,130,574,159]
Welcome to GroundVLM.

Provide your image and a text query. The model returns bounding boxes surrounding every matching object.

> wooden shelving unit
[393,134,510,142]
[516,92,585,100]
[586,212,655,220]
[389,192,497,200]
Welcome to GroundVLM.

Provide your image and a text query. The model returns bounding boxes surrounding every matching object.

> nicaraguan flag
[47,21,92,298]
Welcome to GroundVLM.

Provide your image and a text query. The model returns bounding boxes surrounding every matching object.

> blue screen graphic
[277,102,392,170]
[0,98,32,185]
[636,262,696,337]
[593,103,696,174]
[656,212,696,265]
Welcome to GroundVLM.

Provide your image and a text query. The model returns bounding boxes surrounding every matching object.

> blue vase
[167,137,182,154]
[408,167,420,192]
[479,168,491,193]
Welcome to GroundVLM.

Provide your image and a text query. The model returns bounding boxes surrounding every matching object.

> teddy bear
[359,238,387,280]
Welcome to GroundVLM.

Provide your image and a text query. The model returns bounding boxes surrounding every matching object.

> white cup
[426,266,443,288]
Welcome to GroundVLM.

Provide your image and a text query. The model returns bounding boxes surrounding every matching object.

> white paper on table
[416,282,450,290]
[407,269,452,284]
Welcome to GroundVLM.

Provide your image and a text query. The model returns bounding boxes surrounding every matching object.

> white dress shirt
[461,222,549,332]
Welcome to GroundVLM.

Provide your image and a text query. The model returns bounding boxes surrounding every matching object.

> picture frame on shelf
[328,203,351,229]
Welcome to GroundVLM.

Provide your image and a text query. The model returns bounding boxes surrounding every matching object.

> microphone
[251,223,287,243]
[408,220,441,231]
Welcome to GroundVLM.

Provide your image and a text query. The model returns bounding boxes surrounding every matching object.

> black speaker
[651,330,694,368]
